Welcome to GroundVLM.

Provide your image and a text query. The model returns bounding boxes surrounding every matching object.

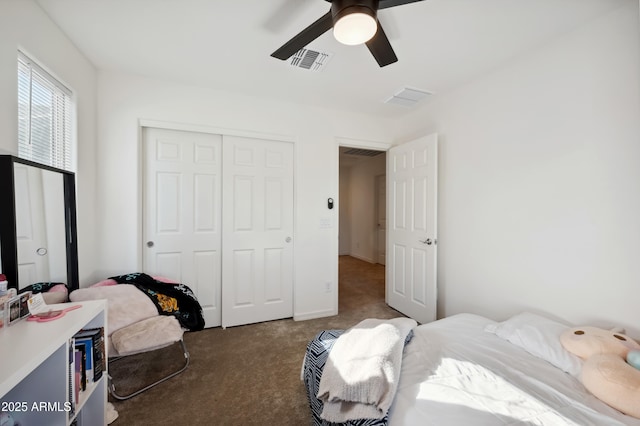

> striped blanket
[302,326,414,426]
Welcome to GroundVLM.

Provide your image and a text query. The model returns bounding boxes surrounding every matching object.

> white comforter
[388,314,640,426]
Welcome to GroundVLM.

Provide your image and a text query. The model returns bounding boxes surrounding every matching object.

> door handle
[419,238,436,245]
[147,241,154,248]
[285,237,292,243]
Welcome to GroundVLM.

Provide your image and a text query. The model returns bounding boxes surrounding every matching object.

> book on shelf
[74,353,81,404]
[66,326,105,415]
[67,339,76,415]
[75,336,94,383]
[74,344,87,392]
[73,327,105,382]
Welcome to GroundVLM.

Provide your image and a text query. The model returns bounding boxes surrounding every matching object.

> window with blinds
[17,51,73,171]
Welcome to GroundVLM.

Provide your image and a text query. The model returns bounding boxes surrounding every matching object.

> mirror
[14,164,67,288]
[0,156,78,291]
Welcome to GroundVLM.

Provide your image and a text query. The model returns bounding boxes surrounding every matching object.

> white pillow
[111,315,183,357]
[485,311,583,377]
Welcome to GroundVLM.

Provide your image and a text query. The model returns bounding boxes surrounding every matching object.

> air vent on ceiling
[384,87,432,107]
[288,48,333,72]
[343,148,383,157]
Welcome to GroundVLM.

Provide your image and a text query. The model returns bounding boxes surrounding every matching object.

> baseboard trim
[294,308,337,322]
[349,253,376,264]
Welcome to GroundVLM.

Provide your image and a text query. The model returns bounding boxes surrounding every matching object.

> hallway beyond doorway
[338,255,388,315]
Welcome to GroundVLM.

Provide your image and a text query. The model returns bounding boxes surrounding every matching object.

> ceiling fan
[271,0,425,68]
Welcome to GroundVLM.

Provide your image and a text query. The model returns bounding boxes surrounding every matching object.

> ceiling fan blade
[378,0,425,10]
[271,11,334,60]
[365,23,398,67]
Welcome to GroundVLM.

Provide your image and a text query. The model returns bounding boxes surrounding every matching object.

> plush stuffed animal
[628,350,640,370]
[560,326,640,419]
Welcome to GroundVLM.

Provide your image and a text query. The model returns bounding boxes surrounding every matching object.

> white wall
[341,154,386,263]
[397,2,640,336]
[0,0,98,286]
[95,71,396,320]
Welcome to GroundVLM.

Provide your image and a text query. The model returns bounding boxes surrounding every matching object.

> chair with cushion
[108,315,189,400]
[70,281,191,400]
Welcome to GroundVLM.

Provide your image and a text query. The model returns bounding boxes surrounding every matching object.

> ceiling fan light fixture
[272,0,411,68]
[333,9,377,45]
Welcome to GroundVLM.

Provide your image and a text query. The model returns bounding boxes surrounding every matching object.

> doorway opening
[338,146,387,306]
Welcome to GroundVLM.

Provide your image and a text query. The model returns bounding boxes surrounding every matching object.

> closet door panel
[143,128,222,328]
[222,136,294,328]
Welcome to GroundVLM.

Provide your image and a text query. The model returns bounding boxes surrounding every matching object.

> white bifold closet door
[143,128,294,329]
[143,128,223,327]
[221,136,294,328]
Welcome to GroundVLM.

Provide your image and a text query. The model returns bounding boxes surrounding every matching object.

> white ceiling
[36,0,628,120]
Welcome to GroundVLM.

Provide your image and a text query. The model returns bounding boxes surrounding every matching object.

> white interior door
[222,136,294,328]
[376,174,386,265]
[386,133,438,324]
[15,164,49,288]
[143,128,222,328]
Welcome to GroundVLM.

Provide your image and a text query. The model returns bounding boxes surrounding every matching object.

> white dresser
[0,300,107,426]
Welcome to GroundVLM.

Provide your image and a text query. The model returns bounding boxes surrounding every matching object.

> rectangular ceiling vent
[343,148,383,157]
[384,87,432,107]
[288,48,332,72]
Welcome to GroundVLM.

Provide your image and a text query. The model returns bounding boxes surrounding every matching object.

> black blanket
[109,272,205,331]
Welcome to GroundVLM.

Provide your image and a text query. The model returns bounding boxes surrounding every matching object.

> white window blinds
[17,51,73,171]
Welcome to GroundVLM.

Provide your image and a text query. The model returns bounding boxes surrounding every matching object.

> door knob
[147,241,154,248]
[285,237,292,243]
[419,238,432,245]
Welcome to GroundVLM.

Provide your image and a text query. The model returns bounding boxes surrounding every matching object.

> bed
[303,313,640,426]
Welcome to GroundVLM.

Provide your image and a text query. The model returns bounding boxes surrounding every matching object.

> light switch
[319,218,333,229]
